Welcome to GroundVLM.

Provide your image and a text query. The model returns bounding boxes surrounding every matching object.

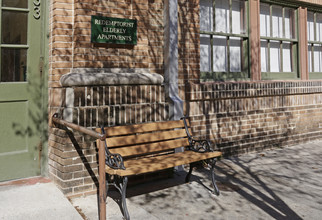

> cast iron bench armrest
[181,116,214,153]
[100,127,125,170]
[188,138,213,153]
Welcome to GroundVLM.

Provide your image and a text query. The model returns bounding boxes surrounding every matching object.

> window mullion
[314,12,317,42]
[268,40,271,72]
[211,35,214,73]
[229,0,232,34]
[312,44,315,72]
[280,41,283,72]
[213,0,216,32]
[227,36,230,73]
[282,7,285,38]
[270,5,273,38]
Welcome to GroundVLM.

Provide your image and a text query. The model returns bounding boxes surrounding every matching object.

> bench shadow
[211,158,303,220]
[64,128,99,189]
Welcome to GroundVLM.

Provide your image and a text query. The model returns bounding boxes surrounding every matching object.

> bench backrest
[96,120,192,158]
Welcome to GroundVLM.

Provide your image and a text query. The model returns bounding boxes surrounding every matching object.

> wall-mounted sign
[91,16,137,45]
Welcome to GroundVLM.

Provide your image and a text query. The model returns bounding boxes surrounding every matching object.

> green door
[0,0,45,181]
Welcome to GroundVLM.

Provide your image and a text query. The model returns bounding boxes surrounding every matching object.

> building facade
[1,0,322,196]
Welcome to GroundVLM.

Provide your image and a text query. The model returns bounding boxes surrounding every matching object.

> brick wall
[178,0,200,84]
[186,81,322,155]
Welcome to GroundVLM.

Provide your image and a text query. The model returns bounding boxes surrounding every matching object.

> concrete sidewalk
[0,177,82,220]
[72,140,322,220]
[1,140,321,220]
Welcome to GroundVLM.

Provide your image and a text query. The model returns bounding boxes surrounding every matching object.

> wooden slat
[95,120,187,137]
[105,150,222,176]
[106,128,188,148]
[109,138,190,157]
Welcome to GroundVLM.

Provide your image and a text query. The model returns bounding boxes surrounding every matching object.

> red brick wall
[187,81,322,155]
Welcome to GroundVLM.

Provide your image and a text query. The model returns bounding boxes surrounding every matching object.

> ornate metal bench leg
[120,177,130,220]
[185,163,194,183]
[210,159,220,196]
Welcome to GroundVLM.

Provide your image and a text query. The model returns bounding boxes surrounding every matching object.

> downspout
[164,0,183,121]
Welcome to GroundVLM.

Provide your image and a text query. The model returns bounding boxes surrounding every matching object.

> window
[200,0,249,81]
[307,11,322,79]
[260,3,298,79]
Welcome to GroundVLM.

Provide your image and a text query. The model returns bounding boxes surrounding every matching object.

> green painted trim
[1,7,29,12]
[309,73,322,79]
[0,44,29,48]
[308,40,322,44]
[200,31,247,38]
[261,72,299,80]
[200,71,250,82]
[40,0,49,176]
[260,36,298,42]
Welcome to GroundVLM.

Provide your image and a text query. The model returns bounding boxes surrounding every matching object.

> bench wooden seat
[105,150,222,176]
[96,117,222,220]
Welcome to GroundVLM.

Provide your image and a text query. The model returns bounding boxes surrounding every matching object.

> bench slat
[106,128,188,148]
[96,120,189,137]
[105,150,222,176]
[109,138,190,157]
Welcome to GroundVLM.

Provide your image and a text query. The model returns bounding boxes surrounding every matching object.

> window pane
[317,13,322,42]
[200,34,211,72]
[308,45,313,72]
[200,0,213,32]
[232,0,245,34]
[1,11,28,44]
[213,36,227,71]
[261,40,268,72]
[308,12,315,41]
[270,41,280,72]
[2,0,27,8]
[284,8,294,39]
[272,6,283,38]
[282,42,292,72]
[230,37,242,72]
[1,48,27,82]
[215,0,229,33]
[313,44,322,72]
[260,3,270,37]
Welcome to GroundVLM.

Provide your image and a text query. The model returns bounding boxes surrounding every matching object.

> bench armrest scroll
[101,127,126,170]
[188,139,213,153]
[182,117,214,153]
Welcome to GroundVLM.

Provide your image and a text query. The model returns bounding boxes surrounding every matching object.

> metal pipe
[52,113,106,140]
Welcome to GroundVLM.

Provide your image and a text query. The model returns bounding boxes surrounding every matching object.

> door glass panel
[2,0,28,8]
[1,48,27,82]
[1,11,28,44]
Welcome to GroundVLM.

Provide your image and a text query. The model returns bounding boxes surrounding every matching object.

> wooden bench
[96,117,222,220]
